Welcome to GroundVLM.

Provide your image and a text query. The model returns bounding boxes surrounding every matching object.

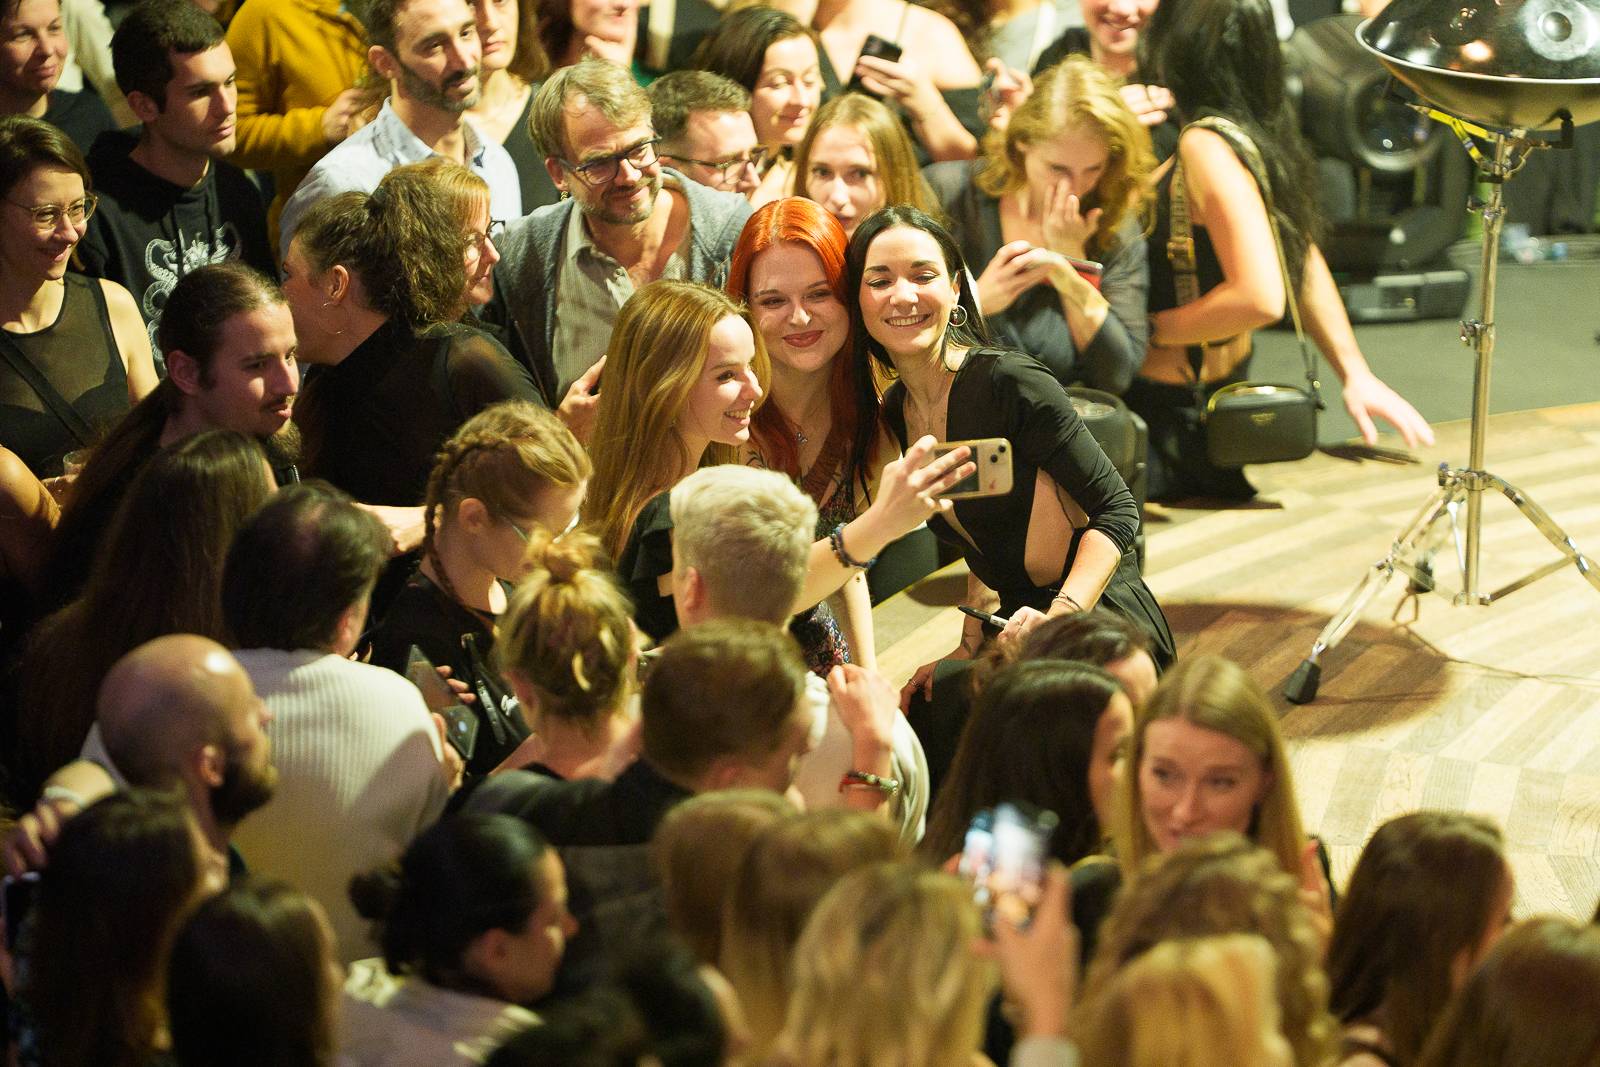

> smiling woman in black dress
[846,206,1173,702]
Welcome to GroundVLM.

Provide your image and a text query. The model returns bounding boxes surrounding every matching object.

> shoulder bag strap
[1183,116,1323,407]
[0,327,96,446]
[1165,154,1208,402]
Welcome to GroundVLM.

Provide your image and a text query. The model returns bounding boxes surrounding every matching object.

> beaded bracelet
[838,769,901,796]
[829,524,877,569]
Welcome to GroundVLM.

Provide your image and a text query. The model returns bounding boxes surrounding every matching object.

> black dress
[294,318,539,505]
[616,491,677,644]
[0,274,130,479]
[884,348,1174,665]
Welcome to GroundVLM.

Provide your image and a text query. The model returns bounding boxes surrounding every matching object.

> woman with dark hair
[0,113,155,479]
[1413,918,1600,1067]
[466,0,560,211]
[342,813,577,1067]
[14,429,273,798]
[536,0,641,75]
[726,197,893,671]
[848,205,1173,703]
[1326,812,1513,1067]
[1130,0,1430,501]
[22,789,226,1067]
[283,165,539,508]
[922,659,1129,867]
[692,7,823,206]
[167,881,344,1067]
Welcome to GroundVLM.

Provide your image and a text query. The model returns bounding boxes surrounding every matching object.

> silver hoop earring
[949,305,968,328]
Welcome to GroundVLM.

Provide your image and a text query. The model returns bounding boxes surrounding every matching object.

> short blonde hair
[528,55,651,160]
[1113,654,1307,882]
[653,790,796,964]
[669,465,817,625]
[1082,834,1337,1067]
[775,863,995,1067]
[1078,934,1291,1067]
[976,55,1154,259]
[720,812,903,1059]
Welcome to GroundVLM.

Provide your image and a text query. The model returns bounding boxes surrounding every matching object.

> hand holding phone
[405,646,480,761]
[931,438,1013,500]
[846,34,902,97]
[960,802,1059,929]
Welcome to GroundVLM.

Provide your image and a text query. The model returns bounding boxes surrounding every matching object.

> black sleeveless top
[1146,163,1226,316]
[0,273,129,478]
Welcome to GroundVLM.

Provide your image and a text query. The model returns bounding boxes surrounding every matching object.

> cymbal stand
[1284,125,1600,705]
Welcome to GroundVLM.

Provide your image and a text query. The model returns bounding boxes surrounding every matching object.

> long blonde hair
[1113,654,1308,880]
[975,55,1154,259]
[1081,834,1337,1067]
[791,93,943,220]
[1078,934,1293,1067]
[774,863,995,1067]
[587,280,770,560]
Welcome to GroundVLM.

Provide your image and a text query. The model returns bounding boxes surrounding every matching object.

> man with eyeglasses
[275,0,520,259]
[481,56,753,441]
[78,0,274,371]
[647,69,764,200]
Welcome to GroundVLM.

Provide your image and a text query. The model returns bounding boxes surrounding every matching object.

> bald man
[4,635,275,876]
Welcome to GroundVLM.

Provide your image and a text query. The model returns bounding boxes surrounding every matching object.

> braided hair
[421,401,591,612]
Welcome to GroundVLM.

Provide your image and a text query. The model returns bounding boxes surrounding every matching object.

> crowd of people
[2,0,1590,1061]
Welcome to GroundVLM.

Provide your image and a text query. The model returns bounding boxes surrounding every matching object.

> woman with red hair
[727,197,893,672]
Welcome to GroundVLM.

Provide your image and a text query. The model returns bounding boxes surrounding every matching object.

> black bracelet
[829,524,877,569]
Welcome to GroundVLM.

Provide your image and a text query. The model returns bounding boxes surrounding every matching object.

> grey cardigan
[923,159,1148,396]
[479,170,755,407]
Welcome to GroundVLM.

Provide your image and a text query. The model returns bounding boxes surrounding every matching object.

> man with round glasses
[648,69,765,199]
[480,56,753,441]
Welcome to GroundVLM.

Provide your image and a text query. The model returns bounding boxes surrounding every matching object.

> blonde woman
[1081,834,1339,1067]
[493,530,641,781]
[1077,934,1295,1067]
[368,400,590,775]
[588,277,975,641]
[791,93,943,238]
[925,55,1154,394]
[1114,655,1325,903]
[718,810,902,1061]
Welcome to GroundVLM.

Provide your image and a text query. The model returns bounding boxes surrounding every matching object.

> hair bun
[347,865,401,921]
[522,529,601,585]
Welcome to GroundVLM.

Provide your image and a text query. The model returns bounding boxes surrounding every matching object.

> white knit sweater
[229,649,451,963]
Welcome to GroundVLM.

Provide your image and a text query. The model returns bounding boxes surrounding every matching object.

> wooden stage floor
[873,403,1600,919]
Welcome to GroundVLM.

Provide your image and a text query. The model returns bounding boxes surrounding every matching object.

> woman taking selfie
[588,277,970,642]
[847,206,1173,705]
[926,55,1154,395]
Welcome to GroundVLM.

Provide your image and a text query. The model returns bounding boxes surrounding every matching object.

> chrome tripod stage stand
[1283,1,1600,704]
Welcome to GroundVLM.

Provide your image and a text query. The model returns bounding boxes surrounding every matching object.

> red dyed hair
[726,197,870,495]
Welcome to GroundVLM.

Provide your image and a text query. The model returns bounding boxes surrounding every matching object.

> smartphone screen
[986,803,1059,928]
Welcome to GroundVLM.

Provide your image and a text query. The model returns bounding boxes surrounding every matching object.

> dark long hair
[1139,0,1322,288]
[348,814,553,995]
[168,880,338,1067]
[18,431,271,793]
[27,790,207,1067]
[844,204,992,379]
[690,5,814,93]
[922,660,1124,867]
[1326,812,1508,1067]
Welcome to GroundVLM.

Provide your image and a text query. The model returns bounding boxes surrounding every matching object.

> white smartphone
[933,438,1014,500]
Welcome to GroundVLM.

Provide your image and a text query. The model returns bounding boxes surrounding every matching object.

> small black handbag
[1168,116,1323,468]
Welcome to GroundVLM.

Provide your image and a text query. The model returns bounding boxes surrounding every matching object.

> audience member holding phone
[847,206,1173,709]
[925,56,1154,395]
